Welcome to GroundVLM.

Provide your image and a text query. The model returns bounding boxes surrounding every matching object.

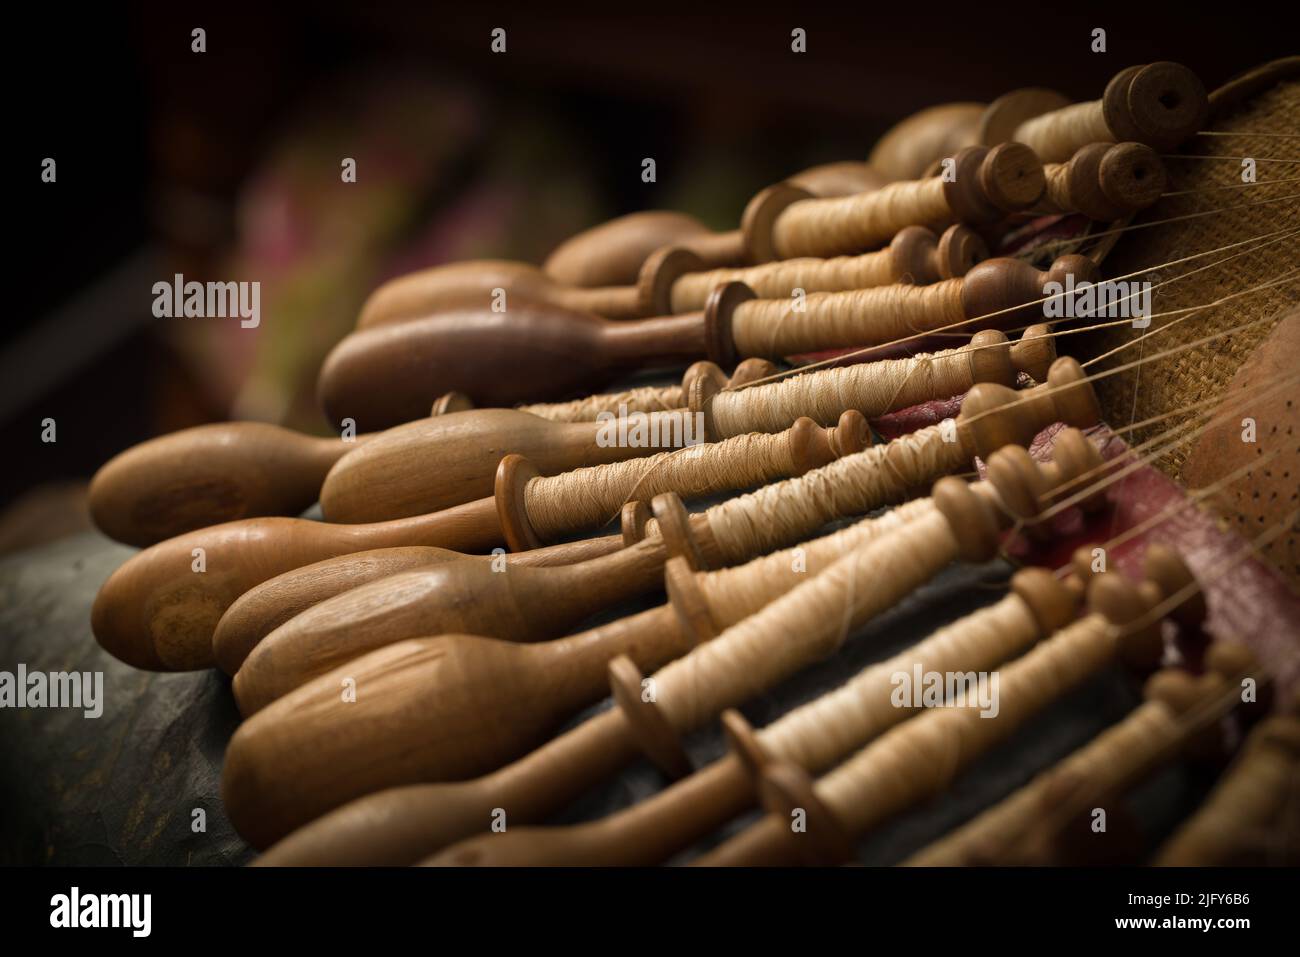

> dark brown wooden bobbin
[607,654,693,780]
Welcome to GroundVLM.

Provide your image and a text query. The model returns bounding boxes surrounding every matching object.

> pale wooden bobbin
[688,325,1056,439]
[89,423,373,548]
[431,358,777,421]
[543,161,891,288]
[978,62,1209,162]
[357,245,703,327]
[666,224,988,313]
[1039,142,1167,221]
[693,542,1206,865]
[906,641,1263,865]
[741,144,1046,262]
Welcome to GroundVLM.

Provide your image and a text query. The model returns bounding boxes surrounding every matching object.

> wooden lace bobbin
[653,356,1101,570]
[316,307,1061,527]
[317,248,1096,425]
[89,503,630,672]
[88,424,372,549]
[725,254,1096,360]
[1039,142,1167,222]
[357,246,705,328]
[111,352,1095,675]
[495,412,867,551]
[103,408,862,674]
[318,406,697,523]
[424,565,1082,867]
[320,289,737,424]
[667,224,989,313]
[227,499,940,845]
[692,325,1055,440]
[980,62,1209,162]
[868,102,987,182]
[414,440,1103,867]
[542,162,891,289]
[211,537,620,676]
[743,144,1045,262]
[504,358,777,423]
[228,416,870,706]
[1153,701,1300,866]
[694,543,1204,866]
[904,642,1261,866]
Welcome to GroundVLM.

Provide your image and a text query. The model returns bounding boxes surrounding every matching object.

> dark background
[5,2,1282,548]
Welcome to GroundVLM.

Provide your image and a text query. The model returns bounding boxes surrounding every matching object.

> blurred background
[5,3,1282,554]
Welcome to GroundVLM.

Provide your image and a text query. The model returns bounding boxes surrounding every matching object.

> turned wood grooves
[316,254,1096,424]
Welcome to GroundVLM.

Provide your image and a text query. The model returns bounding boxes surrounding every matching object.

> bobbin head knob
[1098,142,1167,213]
[727,357,779,387]
[945,144,1046,224]
[620,500,651,544]
[935,224,990,279]
[1010,566,1084,635]
[663,554,719,645]
[1009,324,1056,383]
[740,182,816,264]
[650,492,706,570]
[957,355,1100,459]
[494,453,544,551]
[932,476,1003,563]
[959,254,1099,328]
[966,329,1017,388]
[636,246,707,316]
[1064,142,1167,220]
[889,226,946,285]
[1102,62,1208,152]
[702,281,757,370]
